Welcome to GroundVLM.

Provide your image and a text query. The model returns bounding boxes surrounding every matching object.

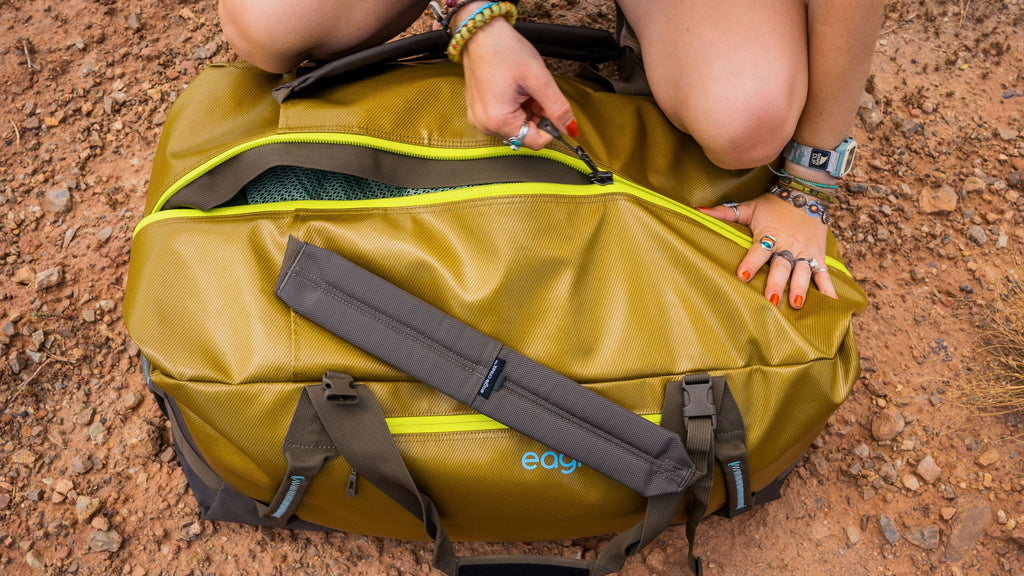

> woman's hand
[699,193,838,308]
[459,16,578,149]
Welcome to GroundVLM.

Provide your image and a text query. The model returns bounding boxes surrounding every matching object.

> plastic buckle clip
[681,373,716,428]
[322,372,359,404]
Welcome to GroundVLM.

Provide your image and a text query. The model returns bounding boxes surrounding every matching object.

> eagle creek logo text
[521,451,582,474]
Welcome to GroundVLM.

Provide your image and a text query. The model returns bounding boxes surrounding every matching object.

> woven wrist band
[446,1,518,63]
[770,183,833,225]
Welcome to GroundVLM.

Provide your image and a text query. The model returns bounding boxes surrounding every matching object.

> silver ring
[770,249,795,268]
[758,235,776,251]
[503,122,530,151]
[812,266,828,275]
[724,201,740,222]
[794,257,818,269]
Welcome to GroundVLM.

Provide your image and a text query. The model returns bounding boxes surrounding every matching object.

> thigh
[617,0,809,138]
[220,0,428,72]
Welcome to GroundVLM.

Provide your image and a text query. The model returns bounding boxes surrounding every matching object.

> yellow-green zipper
[383,412,662,435]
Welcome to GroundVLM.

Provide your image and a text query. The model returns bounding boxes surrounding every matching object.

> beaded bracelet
[446,1,518,63]
[769,166,839,204]
[439,0,479,36]
[770,182,833,225]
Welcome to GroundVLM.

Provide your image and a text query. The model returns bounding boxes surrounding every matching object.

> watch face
[809,149,831,170]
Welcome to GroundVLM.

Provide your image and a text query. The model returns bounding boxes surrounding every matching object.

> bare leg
[617,0,810,169]
[617,0,882,172]
[219,0,429,73]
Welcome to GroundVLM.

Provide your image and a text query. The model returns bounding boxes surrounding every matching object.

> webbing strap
[269,374,688,576]
[661,374,751,576]
[274,236,694,498]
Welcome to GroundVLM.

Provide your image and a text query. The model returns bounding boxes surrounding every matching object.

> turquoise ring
[504,122,530,151]
[758,234,776,251]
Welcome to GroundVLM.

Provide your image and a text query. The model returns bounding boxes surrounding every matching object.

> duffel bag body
[123,30,866,550]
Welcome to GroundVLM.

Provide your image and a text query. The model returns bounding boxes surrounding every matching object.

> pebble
[88,528,123,553]
[96,227,113,243]
[871,407,905,441]
[13,266,36,285]
[916,455,942,484]
[35,267,63,290]
[75,496,100,523]
[998,126,1019,141]
[853,443,871,459]
[966,225,988,246]
[90,515,110,531]
[845,526,861,546]
[941,507,957,521]
[26,549,43,569]
[946,501,992,562]
[905,525,940,550]
[69,455,92,473]
[918,186,958,213]
[901,474,921,491]
[45,189,72,213]
[976,447,1000,467]
[878,515,900,544]
[963,176,987,193]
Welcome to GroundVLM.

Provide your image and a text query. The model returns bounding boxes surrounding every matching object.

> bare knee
[219,0,310,73]
[661,90,802,170]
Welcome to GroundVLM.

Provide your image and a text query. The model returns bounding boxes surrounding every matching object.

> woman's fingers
[700,196,837,306]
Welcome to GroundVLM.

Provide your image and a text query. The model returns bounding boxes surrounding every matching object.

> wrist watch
[783,137,857,178]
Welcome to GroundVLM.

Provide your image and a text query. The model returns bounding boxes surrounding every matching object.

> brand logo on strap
[521,451,582,474]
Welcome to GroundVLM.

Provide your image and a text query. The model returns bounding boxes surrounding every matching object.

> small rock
[35,267,63,290]
[90,515,110,531]
[89,421,106,443]
[976,447,1000,467]
[905,525,940,550]
[808,453,829,476]
[75,407,95,426]
[919,186,958,213]
[963,176,987,193]
[127,12,141,31]
[852,443,871,459]
[998,126,1019,141]
[879,515,900,544]
[643,548,667,570]
[13,266,36,285]
[11,449,36,466]
[916,455,942,484]
[96,227,113,243]
[997,509,1008,525]
[902,474,921,491]
[68,455,92,473]
[2,320,15,336]
[26,549,43,569]
[845,526,861,546]
[9,354,27,374]
[871,407,905,441]
[941,507,957,521]
[946,501,991,562]
[966,225,988,246]
[53,478,74,495]
[75,496,100,523]
[88,529,123,553]
[45,189,72,213]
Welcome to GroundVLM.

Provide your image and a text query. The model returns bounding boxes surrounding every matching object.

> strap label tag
[477,358,507,399]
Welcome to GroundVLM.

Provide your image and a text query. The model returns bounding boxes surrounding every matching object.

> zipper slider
[537,118,614,186]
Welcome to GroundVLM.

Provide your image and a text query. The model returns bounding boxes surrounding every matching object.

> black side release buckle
[682,373,716,427]
[323,372,359,404]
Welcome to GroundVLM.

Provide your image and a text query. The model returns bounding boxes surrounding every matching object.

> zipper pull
[346,471,358,497]
[537,118,614,186]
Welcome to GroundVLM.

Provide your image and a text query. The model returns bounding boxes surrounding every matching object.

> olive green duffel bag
[123,24,866,576]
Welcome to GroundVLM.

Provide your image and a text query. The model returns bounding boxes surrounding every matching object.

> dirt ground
[1,0,1023,575]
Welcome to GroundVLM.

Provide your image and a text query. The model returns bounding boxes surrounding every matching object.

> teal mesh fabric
[244,166,462,204]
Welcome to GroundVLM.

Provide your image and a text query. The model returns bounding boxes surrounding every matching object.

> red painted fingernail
[793,295,804,308]
[696,206,710,210]
[769,293,780,306]
[565,118,580,138]
[740,270,751,282]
